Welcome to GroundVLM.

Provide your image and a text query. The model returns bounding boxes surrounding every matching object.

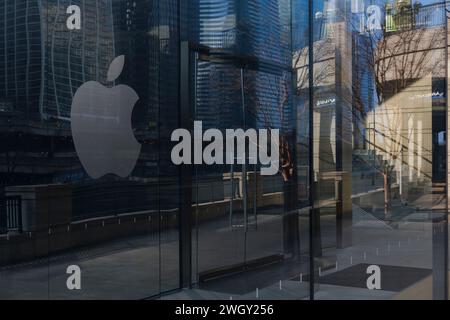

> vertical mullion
[308,0,315,301]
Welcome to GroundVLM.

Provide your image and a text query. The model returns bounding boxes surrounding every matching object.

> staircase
[352,149,397,195]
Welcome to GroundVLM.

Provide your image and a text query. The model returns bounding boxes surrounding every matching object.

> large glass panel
[306,0,448,300]
[190,0,311,299]
[191,56,310,300]
[0,0,182,300]
[193,59,247,284]
[5,0,450,302]
[0,0,50,300]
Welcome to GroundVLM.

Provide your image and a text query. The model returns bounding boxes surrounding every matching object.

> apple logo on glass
[71,56,141,179]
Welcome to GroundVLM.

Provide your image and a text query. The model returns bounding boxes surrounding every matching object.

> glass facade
[0,0,450,300]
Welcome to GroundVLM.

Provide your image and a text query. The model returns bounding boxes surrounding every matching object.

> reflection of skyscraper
[0,1,113,186]
[196,0,292,131]
[0,0,116,121]
[112,0,151,128]
[198,0,236,48]
[236,0,289,65]
[238,0,292,131]
[0,0,42,119]
[292,0,309,50]
[44,0,115,119]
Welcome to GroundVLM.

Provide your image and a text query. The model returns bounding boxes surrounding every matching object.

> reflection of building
[301,1,447,187]
[0,0,170,183]
[198,0,236,48]
[0,1,117,186]
[292,0,309,50]
[363,26,447,191]
[195,0,240,129]
[0,0,116,120]
[44,0,115,119]
[295,1,448,251]
[112,0,153,128]
[0,1,167,187]
[196,0,292,131]
[0,1,42,120]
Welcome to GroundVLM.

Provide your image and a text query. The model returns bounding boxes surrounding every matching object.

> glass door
[193,59,247,282]
[192,52,309,299]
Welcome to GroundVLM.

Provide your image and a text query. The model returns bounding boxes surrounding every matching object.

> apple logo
[71,55,141,179]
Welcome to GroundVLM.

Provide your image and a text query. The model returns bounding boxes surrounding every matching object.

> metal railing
[0,196,22,234]
[386,3,446,32]
[314,2,446,38]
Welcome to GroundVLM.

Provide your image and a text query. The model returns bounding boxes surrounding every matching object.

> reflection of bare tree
[293,6,445,218]
[364,26,443,104]
[354,13,445,218]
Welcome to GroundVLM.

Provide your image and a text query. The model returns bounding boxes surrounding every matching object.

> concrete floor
[0,203,446,300]
[162,217,439,300]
